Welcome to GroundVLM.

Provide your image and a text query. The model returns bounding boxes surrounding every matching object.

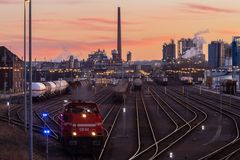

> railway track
[167,85,240,160]
[129,92,158,160]
[98,104,122,160]
[149,86,207,159]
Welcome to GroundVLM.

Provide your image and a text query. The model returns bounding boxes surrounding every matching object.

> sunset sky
[0,0,240,61]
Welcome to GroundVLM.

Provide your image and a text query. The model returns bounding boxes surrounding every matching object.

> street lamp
[43,128,50,160]
[24,0,29,135]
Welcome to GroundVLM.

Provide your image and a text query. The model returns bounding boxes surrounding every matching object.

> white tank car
[42,82,52,95]
[133,78,143,91]
[53,80,69,94]
[53,81,61,93]
[47,82,57,94]
[32,82,46,98]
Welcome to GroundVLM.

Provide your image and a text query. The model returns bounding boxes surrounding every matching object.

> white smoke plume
[53,47,78,62]
[182,29,209,59]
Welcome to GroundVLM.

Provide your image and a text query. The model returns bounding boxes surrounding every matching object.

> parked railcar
[133,78,143,91]
[154,77,168,86]
[220,79,237,95]
[47,81,57,94]
[32,83,46,99]
[180,76,193,85]
[196,77,204,84]
[60,100,105,154]
[42,82,52,96]
[112,81,128,102]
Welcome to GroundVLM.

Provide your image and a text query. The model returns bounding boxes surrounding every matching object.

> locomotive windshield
[65,104,99,114]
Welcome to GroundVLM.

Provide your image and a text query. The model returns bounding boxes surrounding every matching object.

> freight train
[59,100,105,154]
[220,79,237,94]
[32,80,69,100]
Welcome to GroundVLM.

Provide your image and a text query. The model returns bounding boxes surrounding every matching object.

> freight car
[180,76,193,85]
[32,83,46,98]
[59,100,105,154]
[112,80,128,102]
[133,78,143,91]
[220,79,237,94]
[154,77,168,86]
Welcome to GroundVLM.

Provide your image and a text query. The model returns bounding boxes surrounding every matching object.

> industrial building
[232,36,240,66]
[0,46,24,93]
[162,40,176,62]
[177,38,194,58]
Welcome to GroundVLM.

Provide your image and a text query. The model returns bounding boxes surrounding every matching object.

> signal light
[72,131,77,136]
[42,112,48,118]
[82,114,87,118]
[43,129,50,135]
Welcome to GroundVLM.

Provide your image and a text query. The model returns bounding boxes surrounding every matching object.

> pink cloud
[181,3,238,14]
[0,0,97,4]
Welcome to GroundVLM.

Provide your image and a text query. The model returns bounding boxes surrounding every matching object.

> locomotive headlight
[91,131,96,136]
[82,114,87,118]
[72,131,77,136]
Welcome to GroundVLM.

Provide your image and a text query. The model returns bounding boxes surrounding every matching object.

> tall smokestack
[117,7,122,61]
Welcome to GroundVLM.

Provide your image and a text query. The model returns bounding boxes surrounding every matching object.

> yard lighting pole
[28,0,33,159]
[24,0,29,133]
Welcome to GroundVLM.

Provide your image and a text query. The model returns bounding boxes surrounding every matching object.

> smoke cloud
[182,29,209,59]
[53,47,79,62]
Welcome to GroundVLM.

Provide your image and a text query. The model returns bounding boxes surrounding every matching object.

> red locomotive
[59,100,105,154]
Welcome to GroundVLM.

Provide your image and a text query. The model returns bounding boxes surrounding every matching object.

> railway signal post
[43,129,50,160]
[6,101,10,124]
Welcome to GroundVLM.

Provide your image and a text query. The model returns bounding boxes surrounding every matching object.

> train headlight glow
[82,114,87,118]
[91,131,96,136]
[72,132,77,136]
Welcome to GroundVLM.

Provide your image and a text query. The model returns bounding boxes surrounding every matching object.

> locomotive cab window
[65,105,99,114]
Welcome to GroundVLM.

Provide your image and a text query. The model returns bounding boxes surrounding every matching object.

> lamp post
[28,0,33,159]
[24,0,29,133]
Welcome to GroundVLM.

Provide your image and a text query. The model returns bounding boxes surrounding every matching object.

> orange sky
[0,0,240,61]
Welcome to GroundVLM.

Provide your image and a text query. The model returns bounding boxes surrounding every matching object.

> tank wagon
[32,83,46,98]
[133,78,143,91]
[220,79,237,94]
[59,100,105,154]
[112,81,128,101]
